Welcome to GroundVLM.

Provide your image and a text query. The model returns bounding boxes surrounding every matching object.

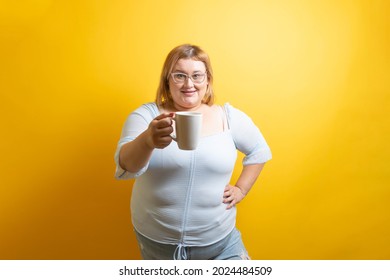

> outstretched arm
[119,112,174,173]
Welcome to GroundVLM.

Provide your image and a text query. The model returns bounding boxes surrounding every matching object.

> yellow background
[1,0,389,259]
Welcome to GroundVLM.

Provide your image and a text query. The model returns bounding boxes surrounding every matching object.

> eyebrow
[172,69,204,74]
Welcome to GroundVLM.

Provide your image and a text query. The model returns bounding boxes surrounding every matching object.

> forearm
[118,130,154,173]
[118,112,174,174]
[235,163,265,195]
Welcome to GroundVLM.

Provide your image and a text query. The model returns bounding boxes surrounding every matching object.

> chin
[179,101,201,110]
[182,98,200,105]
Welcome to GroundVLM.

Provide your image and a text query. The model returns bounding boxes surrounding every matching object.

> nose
[183,76,194,87]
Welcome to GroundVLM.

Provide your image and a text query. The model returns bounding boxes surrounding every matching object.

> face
[168,58,208,111]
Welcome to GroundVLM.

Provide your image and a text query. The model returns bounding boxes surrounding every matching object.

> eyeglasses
[170,72,207,84]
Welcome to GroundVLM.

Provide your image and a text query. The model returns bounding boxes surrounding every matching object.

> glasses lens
[191,73,206,83]
[172,73,186,83]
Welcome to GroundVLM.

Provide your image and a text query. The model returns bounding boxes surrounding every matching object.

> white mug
[171,112,202,150]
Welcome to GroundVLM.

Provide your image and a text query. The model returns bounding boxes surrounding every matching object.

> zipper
[174,150,196,260]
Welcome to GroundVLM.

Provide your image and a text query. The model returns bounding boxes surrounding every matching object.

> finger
[156,118,175,129]
[226,187,235,196]
[154,136,173,148]
[224,185,232,193]
[154,112,174,121]
[223,193,234,203]
[226,200,235,209]
[156,125,174,136]
[223,186,233,199]
[159,134,173,142]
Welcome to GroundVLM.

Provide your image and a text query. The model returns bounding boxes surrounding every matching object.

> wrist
[142,129,155,150]
[235,185,248,196]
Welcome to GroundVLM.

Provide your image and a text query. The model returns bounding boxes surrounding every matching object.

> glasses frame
[170,72,207,84]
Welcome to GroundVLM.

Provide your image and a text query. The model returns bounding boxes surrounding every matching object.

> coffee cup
[171,112,202,150]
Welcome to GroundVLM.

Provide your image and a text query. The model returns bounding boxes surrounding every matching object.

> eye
[192,73,205,82]
[174,73,186,79]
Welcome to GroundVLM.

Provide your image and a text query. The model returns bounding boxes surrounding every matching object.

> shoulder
[221,103,261,135]
[134,102,159,115]
[122,103,159,127]
[130,102,159,120]
[222,103,251,122]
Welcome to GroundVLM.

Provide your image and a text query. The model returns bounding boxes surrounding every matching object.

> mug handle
[170,115,177,142]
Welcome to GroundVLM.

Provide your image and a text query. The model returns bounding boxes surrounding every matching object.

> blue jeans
[134,228,250,260]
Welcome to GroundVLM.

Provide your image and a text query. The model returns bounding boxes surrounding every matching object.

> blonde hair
[155,44,214,108]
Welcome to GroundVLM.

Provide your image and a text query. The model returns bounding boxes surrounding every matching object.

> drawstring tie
[174,243,188,260]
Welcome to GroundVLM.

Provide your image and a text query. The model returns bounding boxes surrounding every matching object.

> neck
[163,102,205,112]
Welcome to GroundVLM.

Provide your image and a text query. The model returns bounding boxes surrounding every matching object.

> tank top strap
[219,104,230,131]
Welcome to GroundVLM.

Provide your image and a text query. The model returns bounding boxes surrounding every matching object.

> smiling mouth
[182,90,197,96]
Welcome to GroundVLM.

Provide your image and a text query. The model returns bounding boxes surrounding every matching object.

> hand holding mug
[146,113,175,149]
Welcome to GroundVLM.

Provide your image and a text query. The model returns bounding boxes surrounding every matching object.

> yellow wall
[0,0,389,259]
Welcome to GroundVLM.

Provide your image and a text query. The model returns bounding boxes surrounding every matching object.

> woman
[114,44,272,260]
